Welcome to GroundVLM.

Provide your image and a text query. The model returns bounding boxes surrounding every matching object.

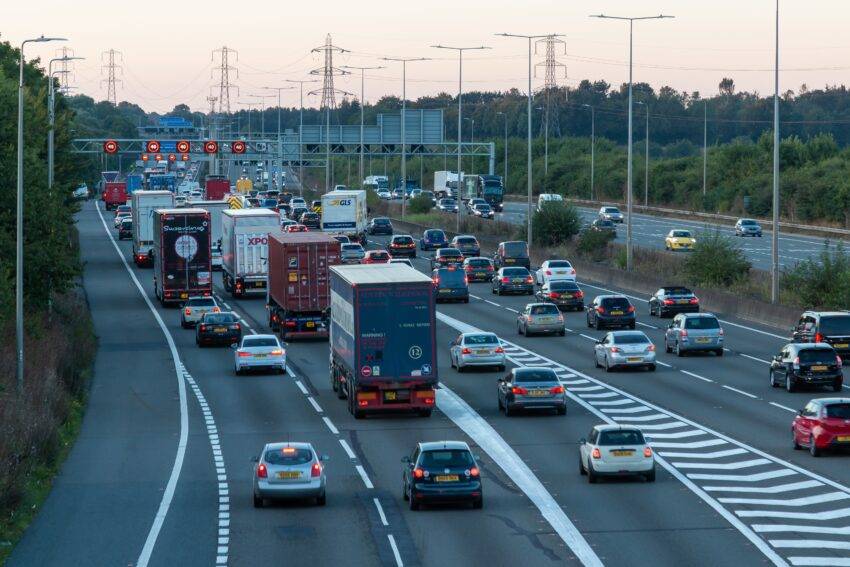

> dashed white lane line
[295,380,309,395]
[722,385,760,399]
[387,534,404,567]
[505,307,519,314]
[741,353,771,364]
[221,301,231,309]
[636,321,658,329]
[307,396,323,413]
[339,439,357,459]
[484,299,501,307]
[373,498,389,526]
[770,402,797,413]
[355,465,375,489]
[681,370,714,383]
[656,361,673,368]
[470,294,482,300]
[579,333,597,341]
[322,417,339,435]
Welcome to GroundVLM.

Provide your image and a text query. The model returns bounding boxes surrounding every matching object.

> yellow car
[665,229,696,251]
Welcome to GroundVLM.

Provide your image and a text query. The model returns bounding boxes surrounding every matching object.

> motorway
[8,200,850,566]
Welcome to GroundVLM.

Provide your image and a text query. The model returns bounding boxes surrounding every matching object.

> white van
[537,193,564,212]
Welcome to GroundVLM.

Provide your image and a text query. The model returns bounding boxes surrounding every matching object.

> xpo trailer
[131,190,174,266]
[329,264,438,419]
[220,208,281,297]
[320,190,368,242]
[152,208,212,305]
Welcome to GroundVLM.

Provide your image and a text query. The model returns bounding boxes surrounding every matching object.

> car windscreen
[514,369,557,383]
[502,268,529,277]
[437,269,466,285]
[261,199,277,207]
[741,219,758,226]
[464,334,498,345]
[342,244,363,252]
[612,333,650,344]
[598,430,645,446]
[596,220,614,227]
[503,242,529,257]
[467,258,491,267]
[600,297,631,309]
[243,338,278,347]
[530,305,559,315]
[456,237,477,245]
[393,237,414,245]
[476,205,491,211]
[549,281,579,291]
[548,261,572,268]
[265,448,312,465]
[663,287,692,296]
[603,207,620,213]
[373,218,390,225]
[440,199,456,206]
[440,249,462,257]
[188,298,216,307]
[798,349,837,364]
[369,252,389,259]
[203,314,237,324]
[684,317,720,330]
[819,316,850,336]
[425,230,445,239]
[671,231,692,238]
[420,450,473,468]
[825,403,850,419]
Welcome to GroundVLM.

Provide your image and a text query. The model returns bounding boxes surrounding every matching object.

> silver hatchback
[517,303,566,336]
[253,442,328,507]
[664,313,724,356]
[449,332,506,372]
[594,331,656,372]
[181,296,219,328]
[497,367,567,416]
[340,243,366,263]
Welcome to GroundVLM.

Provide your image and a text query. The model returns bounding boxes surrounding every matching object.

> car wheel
[605,356,613,373]
[810,435,821,457]
[472,497,483,510]
[579,455,587,475]
[649,304,655,317]
[559,329,566,337]
[786,374,795,393]
[235,366,242,376]
[504,403,513,417]
[834,380,843,393]
[457,362,465,373]
[316,491,326,506]
[645,467,656,482]
[409,488,419,510]
[716,348,724,357]
[793,430,802,450]
[586,315,593,329]
[587,462,597,484]
[648,364,656,372]
[517,323,524,335]
[497,394,503,410]
[450,354,456,369]
[253,493,263,508]
[402,480,409,500]
[770,370,778,388]
[629,322,636,330]
[557,404,567,415]
[665,339,672,354]
[675,341,684,357]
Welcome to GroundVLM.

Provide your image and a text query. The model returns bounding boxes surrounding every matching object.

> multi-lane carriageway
[8,200,850,567]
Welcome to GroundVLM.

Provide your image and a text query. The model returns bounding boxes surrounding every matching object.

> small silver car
[517,303,566,336]
[579,425,655,483]
[599,206,624,223]
[181,296,220,328]
[594,331,656,372]
[449,332,506,372]
[735,218,763,237]
[252,442,328,507]
[664,312,724,357]
[497,367,566,416]
[234,334,287,374]
[340,243,366,263]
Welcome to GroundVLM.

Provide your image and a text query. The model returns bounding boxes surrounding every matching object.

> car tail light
[199,325,207,332]
[184,307,192,315]
[815,333,824,343]
[576,291,584,298]
[689,297,699,304]
[511,386,528,395]
[501,277,510,283]
[718,328,724,336]
[212,307,221,313]
[837,355,843,367]
[610,346,621,353]
[570,269,576,275]
[461,347,472,355]
[238,351,251,357]
[525,276,534,284]
[231,324,241,330]
[270,349,284,356]
[680,329,688,338]
[413,468,424,479]
[464,276,469,284]
[663,299,674,305]
[550,385,565,394]
[549,292,560,299]
[204,292,211,297]
[257,463,268,478]
[487,265,494,271]
[545,270,552,276]
[469,466,480,477]
[557,315,564,322]
[433,277,440,285]
[596,306,605,314]
[311,462,322,477]
[643,447,653,458]
[465,265,473,272]
[495,346,504,353]
[793,356,800,369]
[627,305,635,313]
[591,448,601,459]
[646,344,656,352]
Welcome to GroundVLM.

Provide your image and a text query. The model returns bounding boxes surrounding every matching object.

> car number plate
[834,343,849,349]
[561,293,573,298]
[540,317,554,323]
[306,321,315,327]
[696,337,711,343]
[512,278,524,284]
[811,365,828,371]
[180,292,188,299]
[214,327,226,332]
[439,289,451,293]
[837,435,850,442]
[475,272,486,277]
[476,349,490,355]
[277,471,300,479]
[435,475,459,482]
[385,391,396,401]
[677,299,689,304]
[610,310,623,316]
[529,390,548,397]
[254,353,267,358]
[627,357,642,362]
[611,450,634,457]
[505,258,515,263]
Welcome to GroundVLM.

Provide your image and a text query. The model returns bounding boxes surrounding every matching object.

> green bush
[407,194,433,214]
[576,228,615,261]
[531,202,582,247]
[683,230,751,287]
[782,242,850,309]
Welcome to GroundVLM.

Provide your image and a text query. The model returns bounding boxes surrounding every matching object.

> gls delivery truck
[320,190,367,242]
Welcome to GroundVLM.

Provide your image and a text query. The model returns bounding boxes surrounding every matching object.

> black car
[463,257,494,282]
[196,312,242,346]
[590,219,617,234]
[536,280,585,311]
[433,267,469,303]
[492,267,534,295]
[420,228,448,250]
[402,441,482,510]
[493,241,531,270]
[388,235,417,258]
[431,247,464,270]
[300,212,321,229]
[118,218,133,240]
[792,311,850,360]
[367,217,394,235]
[770,343,843,392]
[290,206,308,220]
[648,286,700,318]
[586,295,636,330]
[450,235,480,257]
[279,203,292,218]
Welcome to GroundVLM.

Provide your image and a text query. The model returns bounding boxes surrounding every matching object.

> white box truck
[131,190,174,267]
[192,200,231,270]
[221,208,281,297]
[320,190,367,242]
[433,171,463,199]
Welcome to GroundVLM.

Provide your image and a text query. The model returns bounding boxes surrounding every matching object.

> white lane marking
[636,321,658,329]
[568,385,605,392]
[651,439,727,449]
[338,439,357,459]
[741,353,771,364]
[307,396,323,413]
[681,370,714,383]
[579,392,620,399]
[737,508,850,520]
[322,417,339,435]
[722,385,760,399]
[355,465,374,489]
[656,361,672,368]
[707,481,823,494]
[720,492,850,507]
[470,294,482,300]
[672,458,771,470]
[588,398,634,406]
[95,203,192,567]
[373,498,389,526]
[659,448,747,459]
[770,402,797,413]
[436,385,603,567]
[387,534,404,567]
[221,301,231,309]
[505,307,519,314]
[578,334,597,341]
[484,300,501,307]
[606,413,670,422]
[753,524,850,535]
[599,405,653,414]
[688,469,797,482]
[295,380,309,395]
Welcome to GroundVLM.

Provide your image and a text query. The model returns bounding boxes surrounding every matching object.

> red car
[793,397,850,456]
[362,250,390,264]
[285,224,309,233]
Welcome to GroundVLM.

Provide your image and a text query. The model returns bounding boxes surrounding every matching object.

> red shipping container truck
[266,232,341,340]
[152,208,213,305]
[102,182,128,211]
[204,175,230,201]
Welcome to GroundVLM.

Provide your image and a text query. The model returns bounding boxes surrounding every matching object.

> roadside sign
[103,139,119,154]
[181,154,190,161]
[146,140,160,153]
[232,141,246,154]
[168,154,177,162]
[175,140,191,153]
[204,141,219,154]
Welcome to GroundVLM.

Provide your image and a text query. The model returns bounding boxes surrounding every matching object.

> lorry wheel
[418,409,432,418]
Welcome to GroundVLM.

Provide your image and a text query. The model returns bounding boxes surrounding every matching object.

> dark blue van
[433,267,469,303]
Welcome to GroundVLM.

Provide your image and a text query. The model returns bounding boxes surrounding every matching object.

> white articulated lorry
[320,190,367,242]
[221,208,281,297]
[131,190,174,267]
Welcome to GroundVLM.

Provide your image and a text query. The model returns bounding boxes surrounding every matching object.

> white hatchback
[579,425,655,483]
[234,334,287,375]
[536,260,576,285]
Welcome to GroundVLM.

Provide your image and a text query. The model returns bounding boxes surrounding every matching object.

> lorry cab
[432,267,470,303]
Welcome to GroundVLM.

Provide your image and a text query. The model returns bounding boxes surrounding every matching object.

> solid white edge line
[95,203,190,567]
[387,534,403,567]
[322,417,339,435]
[373,497,389,526]
[355,465,374,489]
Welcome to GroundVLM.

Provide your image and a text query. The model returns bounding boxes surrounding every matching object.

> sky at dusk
[5,0,850,113]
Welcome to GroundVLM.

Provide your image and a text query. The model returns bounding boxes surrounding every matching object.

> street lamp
[17,35,67,395]
[590,14,673,271]
[496,33,557,250]
[771,0,780,303]
[464,117,475,173]
[341,65,385,189]
[582,104,595,200]
[262,86,296,189]
[285,79,319,193]
[432,45,490,234]
[702,100,708,197]
[238,101,258,139]
[48,55,84,189]
[382,56,430,221]
[496,111,508,190]
[635,101,649,207]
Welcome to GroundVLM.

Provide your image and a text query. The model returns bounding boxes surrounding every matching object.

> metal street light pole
[239,101,258,139]
[496,33,555,250]
[636,101,649,207]
[703,100,708,196]
[48,55,84,189]
[17,35,66,395]
[262,86,296,189]
[464,117,475,172]
[433,45,490,234]
[252,93,275,174]
[497,111,508,190]
[590,15,673,271]
[342,65,385,189]
[582,104,595,200]
[772,0,781,303]
[285,79,318,193]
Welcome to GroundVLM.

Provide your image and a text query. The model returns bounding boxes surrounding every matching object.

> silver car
[497,367,567,416]
[579,425,655,483]
[340,243,366,263]
[594,331,656,372]
[252,442,328,507]
[664,312,724,356]
[449,332,506,372]
[517,303,566,336]
[181,296,220,328]
[234,334,287,374]
[735,218,763,237]
[599,206,624,223]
